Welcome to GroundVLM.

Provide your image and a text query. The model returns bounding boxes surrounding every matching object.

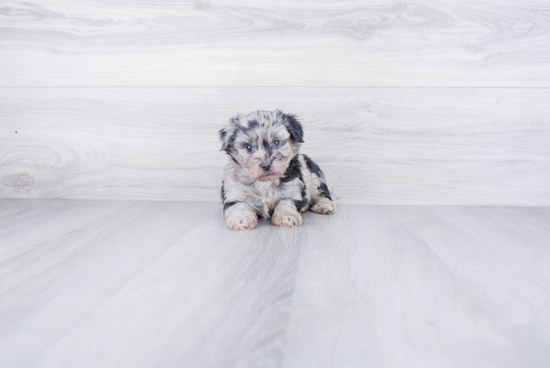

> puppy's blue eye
[273,140,280,148]
[246,145,254,153]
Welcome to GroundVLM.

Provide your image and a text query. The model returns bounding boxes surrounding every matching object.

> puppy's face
[219,110,304,181]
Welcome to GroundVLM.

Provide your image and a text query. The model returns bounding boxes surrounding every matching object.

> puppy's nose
[260,161,272,172]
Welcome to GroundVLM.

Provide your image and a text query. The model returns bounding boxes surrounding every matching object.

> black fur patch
[226,151,239,165]
[279,155,307,211]
[262,138,272,156]
[318,183,331,200]
[302,154,332,200]
[219,116,240,151]
[293,176,308,212]
[280,155,301,183]
[223,201,238,212]
[236,119,260,135]
[223,136,236,153]
[247,119,260,130]
[221,182,225,202]
[218,128,229,151]
[282,113,304,143]
[303,154,322,177]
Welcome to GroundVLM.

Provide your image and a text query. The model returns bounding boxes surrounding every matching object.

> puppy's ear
[281,113,304,143]
[219,117,238,151]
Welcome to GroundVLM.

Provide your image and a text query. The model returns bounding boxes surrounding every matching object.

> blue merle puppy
[219,110,335,231]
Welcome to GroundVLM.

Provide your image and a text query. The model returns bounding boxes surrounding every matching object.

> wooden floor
[1,200,549,367]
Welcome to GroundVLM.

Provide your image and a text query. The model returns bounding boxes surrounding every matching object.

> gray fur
[219,110,336,230]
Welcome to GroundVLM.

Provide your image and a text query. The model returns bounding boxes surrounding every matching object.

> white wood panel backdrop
[1,0,550,87]
[1,0,549,205]
[1,88,549,205]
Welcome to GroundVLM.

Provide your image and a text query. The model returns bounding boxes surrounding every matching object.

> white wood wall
[1,0,549,205]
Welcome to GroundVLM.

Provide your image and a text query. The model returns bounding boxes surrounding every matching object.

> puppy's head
[219,110,304,181]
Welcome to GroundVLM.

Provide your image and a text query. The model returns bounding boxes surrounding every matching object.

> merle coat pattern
[219,110,335,230]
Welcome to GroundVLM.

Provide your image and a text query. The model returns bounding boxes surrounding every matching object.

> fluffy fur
[219,110,335,230]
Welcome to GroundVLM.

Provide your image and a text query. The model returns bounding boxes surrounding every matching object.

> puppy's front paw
[310,198,336,214]
[272,206,303,228]
[272,212,303,227]
[225,213,258,231]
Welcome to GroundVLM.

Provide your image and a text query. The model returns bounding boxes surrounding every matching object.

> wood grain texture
[0,200,303,368]
[1,200,550,367]
[1,0,550,86]
[282,204,550,368]
[1,87,549,205]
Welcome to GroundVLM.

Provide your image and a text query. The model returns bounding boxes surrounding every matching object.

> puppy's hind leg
[301,154,335,214]
[225,202,258,231]
[310,197,336,214]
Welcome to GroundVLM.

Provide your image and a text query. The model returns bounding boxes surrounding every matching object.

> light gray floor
[1,199,549,368]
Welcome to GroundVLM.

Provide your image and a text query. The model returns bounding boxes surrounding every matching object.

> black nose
[260,161,272,172]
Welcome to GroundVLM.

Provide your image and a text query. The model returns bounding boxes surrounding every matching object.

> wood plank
[0,198,52,217]
[1,0,550,86]
[408,206,550,333]
[282,205,550,368]
[0,200,303,367]
[0,199,131,264]
[1,87,549,205]
[2,200,550,367]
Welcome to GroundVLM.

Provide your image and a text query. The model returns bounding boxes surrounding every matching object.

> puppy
[219,110,335,230]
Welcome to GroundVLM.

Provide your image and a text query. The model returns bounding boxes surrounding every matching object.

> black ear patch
[219,117,238,151]
[218,128,228,150]
[282,113,304,143]
[218,127,231,151]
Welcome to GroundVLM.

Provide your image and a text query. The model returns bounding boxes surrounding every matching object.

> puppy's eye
[246,145,254,153]
[273,140,280,148]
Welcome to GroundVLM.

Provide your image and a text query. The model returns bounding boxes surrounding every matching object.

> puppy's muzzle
[260,161,272,172]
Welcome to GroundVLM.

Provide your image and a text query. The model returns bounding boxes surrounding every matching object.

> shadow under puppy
[219,110,335,231]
